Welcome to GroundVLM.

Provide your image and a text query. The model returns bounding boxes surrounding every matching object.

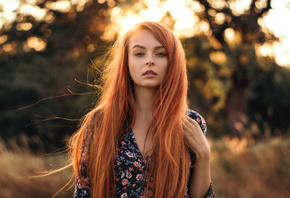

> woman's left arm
[183,114,213,198]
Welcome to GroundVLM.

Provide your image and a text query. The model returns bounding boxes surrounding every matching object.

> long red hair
[69,21,191,198]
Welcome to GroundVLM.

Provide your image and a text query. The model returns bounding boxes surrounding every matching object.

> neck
[134,85,156,121]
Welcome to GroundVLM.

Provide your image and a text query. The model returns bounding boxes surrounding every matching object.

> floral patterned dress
[74,110,214,198]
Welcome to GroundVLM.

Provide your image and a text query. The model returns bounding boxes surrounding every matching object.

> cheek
[160,60,169,78]
[128,58,137,79]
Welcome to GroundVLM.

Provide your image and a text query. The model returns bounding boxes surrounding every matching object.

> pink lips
[143,70,157,77]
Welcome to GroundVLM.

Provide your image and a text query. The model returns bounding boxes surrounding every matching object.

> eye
[135,52,145,57]
[156,52,167,57]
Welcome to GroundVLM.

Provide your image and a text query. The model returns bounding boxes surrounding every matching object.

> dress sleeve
[187,110,207,135]
[187,110,214,198]
[74,129,92,198]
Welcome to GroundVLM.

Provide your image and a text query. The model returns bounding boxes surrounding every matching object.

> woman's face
[127,29,168,90]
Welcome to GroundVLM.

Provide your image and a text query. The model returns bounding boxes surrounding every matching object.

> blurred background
[0,0,290,197]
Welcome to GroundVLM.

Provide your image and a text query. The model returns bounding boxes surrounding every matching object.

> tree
[184,0,289,137]
[0,0,118,152]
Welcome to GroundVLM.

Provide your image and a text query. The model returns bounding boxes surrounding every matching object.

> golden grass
[210,137,290,198]
[0,138,73,198]
[0,136,289,197]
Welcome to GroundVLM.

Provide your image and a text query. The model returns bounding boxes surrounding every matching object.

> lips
[142,70,157,76]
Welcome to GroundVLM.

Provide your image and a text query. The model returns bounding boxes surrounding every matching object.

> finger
[187,116,204,132]
[186,116,200,126]
[183,116,197,129]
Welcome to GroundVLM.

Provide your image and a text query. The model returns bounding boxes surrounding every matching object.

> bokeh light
[107,0,201,38]
[0,0,290,67]
[24,36,47,52]
[263,5,290,67]
[46,1,72,13]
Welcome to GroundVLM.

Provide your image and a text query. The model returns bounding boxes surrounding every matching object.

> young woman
[70,21,214,198]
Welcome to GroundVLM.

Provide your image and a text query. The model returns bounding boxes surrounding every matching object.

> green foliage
[0,0,112,152]
[1,0,289,152]
[247,66,290,135]
[0,56,93,151]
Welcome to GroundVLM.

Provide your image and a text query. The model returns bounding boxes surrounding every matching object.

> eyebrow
[131,45,165,50]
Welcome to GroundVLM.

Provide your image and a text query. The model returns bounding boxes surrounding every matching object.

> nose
[146,54,154,66]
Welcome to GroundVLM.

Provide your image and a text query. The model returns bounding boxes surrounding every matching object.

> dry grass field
[0,136,289,198]
[0,137,73,198]
[210,137,290,198]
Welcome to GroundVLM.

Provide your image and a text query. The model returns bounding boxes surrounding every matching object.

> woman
[70,21,214,198]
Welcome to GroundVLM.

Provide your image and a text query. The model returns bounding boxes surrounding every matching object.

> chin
[143,83,161,88]
[137,84,160,89]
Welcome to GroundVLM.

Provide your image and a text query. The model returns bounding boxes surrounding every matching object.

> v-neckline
[129,130,151,163]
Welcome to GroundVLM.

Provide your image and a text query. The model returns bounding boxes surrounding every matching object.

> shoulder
[186,110,207,135]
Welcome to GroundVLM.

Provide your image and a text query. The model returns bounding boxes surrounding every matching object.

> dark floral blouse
[74,110,214,198]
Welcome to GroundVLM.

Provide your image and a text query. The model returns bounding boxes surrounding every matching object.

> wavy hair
[69,21,191,198]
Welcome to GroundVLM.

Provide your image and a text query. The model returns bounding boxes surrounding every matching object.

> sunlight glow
[105,0,290,66]
[16,22,32,31]
[229,0,252,15]
[3,43,12,52]
[139,8,162,22]
[210,51,227,64]
[271,0,290,8]
[255,0,268,10]
[190,1,205,12]
[208,0,227,10]
[74,0,91,12]
[109,0,200,39]
[0,0,20,12]
[262,5,290,67]
[199,21,210,33]
[224,28,235,43]
[121,17,144,35]
[111,7,122,17]
[26,0,38,4]
[2,11,17,23]
[0,0,92,31]
[0,35,8,45]
[263,8,290,38]
[46,1,71,13]
[0,0,289,66]
[256,42,275,57]
[255,41,290,67]
[273,41,290,67]
[0,0,19,28]
[98,0,105,4]
[25,36,47,52]
[215,12,226,25]
[19,4,46,21]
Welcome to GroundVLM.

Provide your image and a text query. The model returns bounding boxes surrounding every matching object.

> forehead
[128,29,163,49]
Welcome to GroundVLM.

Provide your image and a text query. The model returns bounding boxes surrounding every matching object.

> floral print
[74,110,214,197]
[74,128,91,198]
[114,130,147,197]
